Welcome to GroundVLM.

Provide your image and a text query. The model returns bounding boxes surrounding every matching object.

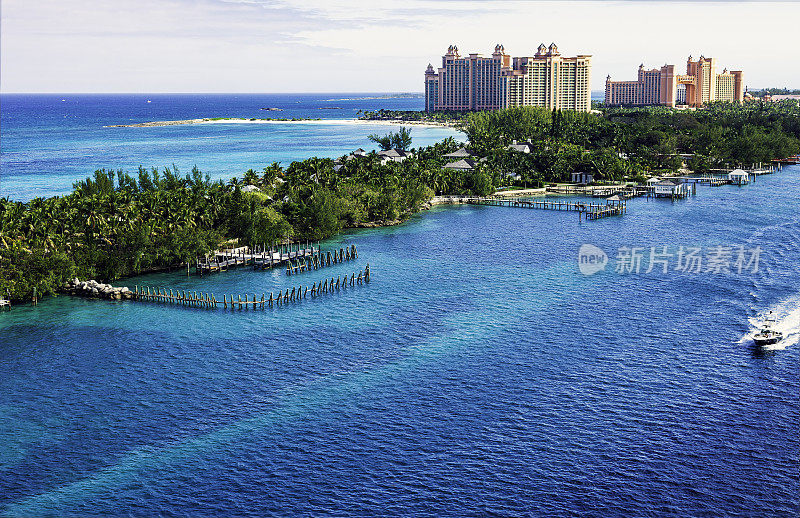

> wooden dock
[545,184,647,199]
[709,164,777,175]
[462,196,626,220]
[772,156,799,165]
[660,174,729,187]
[197,243,357,276]
[134,265,371,310]
[284,245,357,276]
[589,186,649,199]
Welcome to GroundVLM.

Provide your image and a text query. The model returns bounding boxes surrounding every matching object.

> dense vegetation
[749,88,800,97]
[3,101,799,302]
[0,136,488,302]
[461,100,800,183]
[359,109,468,124]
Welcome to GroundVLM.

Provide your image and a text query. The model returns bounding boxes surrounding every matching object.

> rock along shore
[62,279,134,300]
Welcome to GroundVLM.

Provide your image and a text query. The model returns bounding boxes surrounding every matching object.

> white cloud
[1,0,798,92]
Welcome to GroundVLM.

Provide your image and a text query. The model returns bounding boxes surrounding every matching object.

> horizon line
[1,87,795,95]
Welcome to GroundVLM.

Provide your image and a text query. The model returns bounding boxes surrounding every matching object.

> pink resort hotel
[424,44,592,112]
[605,55,744,107]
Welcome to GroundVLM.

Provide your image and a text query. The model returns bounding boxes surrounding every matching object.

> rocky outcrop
[62,278,134,300]
[350,219,404,228]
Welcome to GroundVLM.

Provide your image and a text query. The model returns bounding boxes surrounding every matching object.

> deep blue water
[1,165,798,516]
[0,94,461,200]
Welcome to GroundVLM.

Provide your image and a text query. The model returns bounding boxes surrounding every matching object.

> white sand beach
[107,118,458,129]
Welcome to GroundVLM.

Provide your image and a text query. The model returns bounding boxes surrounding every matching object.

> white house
[334,149,370,170]
[378,149,412,164]
[507,140,535,153]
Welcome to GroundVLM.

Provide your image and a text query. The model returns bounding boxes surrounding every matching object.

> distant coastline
[105,117,457,129]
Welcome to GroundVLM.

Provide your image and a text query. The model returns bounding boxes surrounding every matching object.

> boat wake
[741,294,800,350]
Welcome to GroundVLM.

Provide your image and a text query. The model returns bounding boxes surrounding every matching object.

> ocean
[0,93,462,201]
[0,94,798,517]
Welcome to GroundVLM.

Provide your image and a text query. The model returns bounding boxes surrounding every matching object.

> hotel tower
[605,55,744,108]
[424,44,592,112]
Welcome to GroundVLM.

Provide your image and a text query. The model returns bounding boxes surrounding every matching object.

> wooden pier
[660,174,730,187]
[546,184,647,199]
[709,163,777,175]
[133,265,371,310]
[284,245,357,276]
[462,196,626,220]
[197,243,357,276]
[772,155,800,166]
[590,186,649,199]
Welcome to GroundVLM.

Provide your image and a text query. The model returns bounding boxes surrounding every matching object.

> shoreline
[431,188,547,205]
[10,192,507,305]
[105,118,458,130]
[355,118,459,129]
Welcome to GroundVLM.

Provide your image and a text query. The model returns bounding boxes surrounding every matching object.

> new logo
[578,244,608,276]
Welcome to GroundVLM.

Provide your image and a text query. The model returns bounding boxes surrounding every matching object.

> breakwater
[62,278,134,300]
[133,265,371,310]
[286,245,357,276]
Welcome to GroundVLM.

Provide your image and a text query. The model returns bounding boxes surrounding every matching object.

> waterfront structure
[728,169,750,185]
[424,44,592,112]
[653,179,688,197]
[605,56,744,107]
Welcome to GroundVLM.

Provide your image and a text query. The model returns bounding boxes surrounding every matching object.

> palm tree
[243,169,259,186]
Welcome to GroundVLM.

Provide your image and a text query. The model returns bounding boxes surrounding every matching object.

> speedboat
[753,313,783,346]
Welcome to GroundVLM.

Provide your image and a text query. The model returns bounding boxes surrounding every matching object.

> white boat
[753,312,783,346]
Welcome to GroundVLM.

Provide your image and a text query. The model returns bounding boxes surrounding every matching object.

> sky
[1,0,799,93]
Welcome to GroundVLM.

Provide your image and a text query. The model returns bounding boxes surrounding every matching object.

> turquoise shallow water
[1,166,798,516]
[0,94,462,200]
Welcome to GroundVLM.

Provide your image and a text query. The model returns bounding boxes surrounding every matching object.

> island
[105,117,322,127]
[4,101,800,304]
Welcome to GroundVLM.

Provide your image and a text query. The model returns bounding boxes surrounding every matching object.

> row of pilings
[287,244,357,276]
[133,265,371,310]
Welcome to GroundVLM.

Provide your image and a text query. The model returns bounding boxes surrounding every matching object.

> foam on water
[743,294,800,350]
